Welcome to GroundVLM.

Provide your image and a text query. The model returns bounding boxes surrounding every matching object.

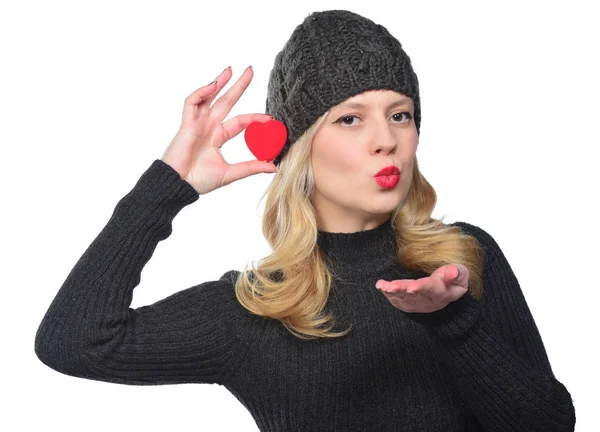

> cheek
[313,137,358,175]
[314,159,361,193]
[312,153,365,197]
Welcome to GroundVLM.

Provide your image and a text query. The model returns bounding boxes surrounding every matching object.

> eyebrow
[336,97,413,111]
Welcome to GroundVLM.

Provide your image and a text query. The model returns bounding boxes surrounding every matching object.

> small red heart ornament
[244,119,287,162]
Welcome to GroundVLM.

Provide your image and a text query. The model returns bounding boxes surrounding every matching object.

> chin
[374,197,403,213]
[369,201,401,214]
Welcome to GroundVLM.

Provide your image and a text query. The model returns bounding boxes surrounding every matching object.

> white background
[2,0,597,430]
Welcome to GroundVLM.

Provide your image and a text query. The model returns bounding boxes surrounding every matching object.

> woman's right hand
[161,65,277,195]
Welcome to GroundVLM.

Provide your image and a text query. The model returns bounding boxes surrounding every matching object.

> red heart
[244,119,287,162]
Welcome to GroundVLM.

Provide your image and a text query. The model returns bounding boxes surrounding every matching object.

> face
[310,90,419,233]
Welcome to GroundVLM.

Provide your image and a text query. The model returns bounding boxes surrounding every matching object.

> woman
[35,9,575,431]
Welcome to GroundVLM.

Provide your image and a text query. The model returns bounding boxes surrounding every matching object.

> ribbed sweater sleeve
[34,159,240,386]
[405,222,576,432]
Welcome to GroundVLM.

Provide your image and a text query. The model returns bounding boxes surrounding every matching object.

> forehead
[334,90,413,110]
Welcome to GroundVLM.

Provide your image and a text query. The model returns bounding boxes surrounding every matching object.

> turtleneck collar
[316,216,399,281]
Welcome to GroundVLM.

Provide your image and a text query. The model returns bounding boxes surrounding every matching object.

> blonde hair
[233,110,485,340]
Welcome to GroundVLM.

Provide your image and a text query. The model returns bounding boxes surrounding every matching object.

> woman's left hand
[376,264,469,313]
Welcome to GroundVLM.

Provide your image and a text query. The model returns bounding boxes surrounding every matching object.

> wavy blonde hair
[233,110,485,340]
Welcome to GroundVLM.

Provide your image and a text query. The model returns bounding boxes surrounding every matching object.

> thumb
[453,264,463,280]
[445,264,461,280]
[228,160,278,182]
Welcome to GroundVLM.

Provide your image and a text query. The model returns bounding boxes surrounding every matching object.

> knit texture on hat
[266,9,422,166]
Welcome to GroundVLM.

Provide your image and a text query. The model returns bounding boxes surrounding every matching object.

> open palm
[376,264,469,313]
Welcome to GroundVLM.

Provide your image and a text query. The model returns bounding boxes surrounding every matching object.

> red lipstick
[374,165,400,176]
[374,165,400,189]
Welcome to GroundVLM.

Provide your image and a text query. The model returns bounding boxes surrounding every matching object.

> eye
[336,115,360,126]
[334,111,413,126]
[392,112,413,123]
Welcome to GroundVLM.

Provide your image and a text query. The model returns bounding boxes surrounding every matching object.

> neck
[316,216,399,281]
[314,211,393,234]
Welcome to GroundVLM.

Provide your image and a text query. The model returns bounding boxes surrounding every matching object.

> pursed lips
[374,165,400,177]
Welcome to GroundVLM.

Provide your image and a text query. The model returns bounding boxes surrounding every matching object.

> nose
[370,121,398,156]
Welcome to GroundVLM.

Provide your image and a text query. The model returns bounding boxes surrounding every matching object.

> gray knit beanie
[265,9,421,167]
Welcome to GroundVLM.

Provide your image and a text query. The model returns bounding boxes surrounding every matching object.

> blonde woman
[35,10,576,432]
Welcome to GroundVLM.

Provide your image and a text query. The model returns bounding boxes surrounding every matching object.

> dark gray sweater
[34,159,576,431]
